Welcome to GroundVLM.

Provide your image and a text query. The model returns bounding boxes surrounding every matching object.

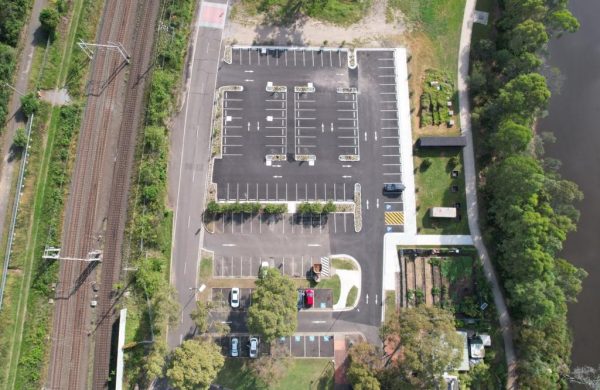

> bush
[420,158,432,170]
[13,127,27,149]
[262,203,287,214]
[20,92,40,116]
[39,7,60,34]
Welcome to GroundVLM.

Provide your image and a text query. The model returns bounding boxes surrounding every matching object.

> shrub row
[296,201,336,215]
[205,201,287,215]
[125,0,195,386]
[470,1,585,388]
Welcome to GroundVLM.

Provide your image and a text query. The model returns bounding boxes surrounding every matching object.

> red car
[304,289,314,307]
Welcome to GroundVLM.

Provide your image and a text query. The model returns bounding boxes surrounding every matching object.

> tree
[13,127,27,149]
[144,340,167,383]
[347,342,381,390]
[381,306,462,388]
[496,73,550,122]
[248,342,291,386]
[39,7,60,34]
[548,9,580,34]
[322,200,336,214]
[144,125,166,152]
[190,301,213,333]
[247,268,297,343]
[420,157,432,171]
[554,258,587,303]
[491,119,533,156]
[507,19,549,54]
[205,200,222,215]
[20,92,40,116]
[166,338,224,390]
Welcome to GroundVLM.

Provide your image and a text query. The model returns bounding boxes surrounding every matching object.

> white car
[230,337,239,357]
[230,288,240,308]
[249,337,259,358]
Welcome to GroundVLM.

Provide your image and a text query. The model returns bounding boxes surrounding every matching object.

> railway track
[91,1,161,387]
[46,0,153,387]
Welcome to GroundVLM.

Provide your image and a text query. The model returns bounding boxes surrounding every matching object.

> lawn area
[441,255,473,283]
[214,358,334,390]
[385,290,397,323]
[389,0,465,75]
[414,148,469,235]
[199,257,213,278]
[313,274,341,305]
[239,0,369,25]
[331,257,357,270]
[345,285,358,307]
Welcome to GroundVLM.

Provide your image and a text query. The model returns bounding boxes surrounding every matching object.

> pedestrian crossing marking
[385,211,404,225]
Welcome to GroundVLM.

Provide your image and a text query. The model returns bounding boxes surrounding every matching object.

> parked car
[249,337,259,358]
[230,337,239,357]
[304,289,314,308]
[382,182,405,197]
[230,287,240,308]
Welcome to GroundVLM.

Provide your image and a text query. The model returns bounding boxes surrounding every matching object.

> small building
[456,331,470,372]
[479,333,492,347]
[418,136,467,148]
[430,207,457,218]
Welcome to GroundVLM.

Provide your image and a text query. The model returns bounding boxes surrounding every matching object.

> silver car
[230,288,240,308]
[230,337,239,357]
[249,337,258,358]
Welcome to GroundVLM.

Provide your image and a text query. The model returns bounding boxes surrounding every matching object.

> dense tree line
[470,0,586,388]
[0,0,33,129]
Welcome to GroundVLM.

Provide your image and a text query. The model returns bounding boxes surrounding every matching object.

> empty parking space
[210,212,354,236]
[213,255,323,278]
[230,47,348,69]
[216,181,354,202]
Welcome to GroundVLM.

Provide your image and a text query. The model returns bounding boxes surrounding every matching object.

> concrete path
[0,0,49,264]
[457,0,518,387]
[333,269,360,310]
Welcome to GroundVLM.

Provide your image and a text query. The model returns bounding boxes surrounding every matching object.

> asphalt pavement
[167,0,228,348]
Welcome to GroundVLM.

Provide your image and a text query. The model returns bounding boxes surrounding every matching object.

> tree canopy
[166,338,224,390]
[381,306,462,388]
[247,267,297,342]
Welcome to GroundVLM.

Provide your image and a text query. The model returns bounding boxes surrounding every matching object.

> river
[538,0,600,373]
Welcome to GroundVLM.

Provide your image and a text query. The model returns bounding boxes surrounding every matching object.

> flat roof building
[430,207,457,218]
[418,136,467,148]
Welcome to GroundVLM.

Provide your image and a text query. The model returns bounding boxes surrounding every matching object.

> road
[167,0,228,347]
[457,0,517,388]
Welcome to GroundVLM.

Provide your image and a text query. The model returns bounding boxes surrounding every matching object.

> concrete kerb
[330,254,361,311]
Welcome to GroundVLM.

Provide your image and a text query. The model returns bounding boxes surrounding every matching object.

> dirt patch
[224,0,405,47]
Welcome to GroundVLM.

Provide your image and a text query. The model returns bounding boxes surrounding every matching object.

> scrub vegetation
[470,0,585,387]
[241,0,370,25]
[123,0,196,387]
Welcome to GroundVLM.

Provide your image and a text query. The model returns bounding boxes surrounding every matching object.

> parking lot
[214,47,406,232]
[214,334,335,358]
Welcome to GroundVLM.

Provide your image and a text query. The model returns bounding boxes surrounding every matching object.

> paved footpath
[458,0,518,387]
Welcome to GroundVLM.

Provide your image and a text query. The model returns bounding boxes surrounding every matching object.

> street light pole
[2,81,26,96]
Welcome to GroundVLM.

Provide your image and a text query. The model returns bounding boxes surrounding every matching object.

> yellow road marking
[385,211,404,225]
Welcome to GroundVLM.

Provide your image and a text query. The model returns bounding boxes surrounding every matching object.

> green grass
[385,290,396,323]
[441,256,473,283]
[331,257,357,270]
[388,0,465,75]
[0,1,101,387]
[241,0,369,26]
[214,358,334,390]
[313,274,341,305]
[199,257,213,278]
[414,147,470,235]
[471,0,496,44]
[345,285,358,307]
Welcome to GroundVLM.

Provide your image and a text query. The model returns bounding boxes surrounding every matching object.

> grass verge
[313,274,340,305]
[214,358,334,390]
[414,147,469,234]
[331,257,357,270]
[345,285,358,307]
[385,290,396,323]
[199,257,213,278]
[0,0,101,387]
